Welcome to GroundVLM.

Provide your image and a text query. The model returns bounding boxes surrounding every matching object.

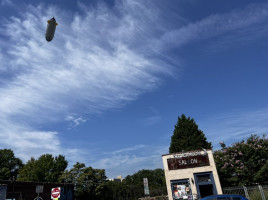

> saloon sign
[167,150,210,170]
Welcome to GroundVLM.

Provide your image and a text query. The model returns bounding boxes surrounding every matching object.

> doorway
[194,172,217,198]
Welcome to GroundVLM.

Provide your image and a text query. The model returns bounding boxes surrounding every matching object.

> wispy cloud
[65,115,86,128]
[0,1,174,163]
[0,115,81,161]
[199,107,268,149]
[1,0,13,7]
[140,115,162,127]
[110,145,146,154]
[152,3,268,51]
[99,107,268,177]
[1,0,268,177]
[91,144,167,178]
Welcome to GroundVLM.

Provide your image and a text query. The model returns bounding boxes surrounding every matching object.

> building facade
[0,180,73,200]
[162,149,222,200]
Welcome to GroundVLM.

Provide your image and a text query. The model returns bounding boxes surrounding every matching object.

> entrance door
[194,172,217,199]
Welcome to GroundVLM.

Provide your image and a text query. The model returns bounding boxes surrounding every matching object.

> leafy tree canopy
[214,134,268,186]
[123,169,165,188]
[123,169,167,198]
[169,114,212,153]
[18,154,68,182]
[0,149,23,180]
[95,181,133,200]
[94,169,167,200]
[60,162,107,200]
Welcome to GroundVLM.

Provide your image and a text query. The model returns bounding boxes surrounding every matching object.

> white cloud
[91,144,167,178]
[65,115,86,128]
[110,145,146,154]
[199,107,268,149]
[0,0,13,7]
[0,116,58,159]
[1,1,268,177]
[152,3,268,51]
[141,115,162,127]
[0,1,174,164]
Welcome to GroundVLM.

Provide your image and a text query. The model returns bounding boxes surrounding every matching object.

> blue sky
[1,0,268,178]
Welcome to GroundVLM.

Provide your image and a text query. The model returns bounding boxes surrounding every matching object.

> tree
[95,181,132,200]
[214,134,268,186]
[90,169,167,200]
[18,154,68,182]
[169,114,212,153]
[124,169,166,188]
[60,162,107,200]
[0,149,23,180]
[123,169,167,199]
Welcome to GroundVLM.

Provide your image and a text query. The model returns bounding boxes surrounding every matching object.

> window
[197,174,211,183]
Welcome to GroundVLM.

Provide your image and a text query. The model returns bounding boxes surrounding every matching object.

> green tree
[18,154,68,182]
[0,149,23,180]
[124,169,165,188]
[95,181,132,200]
[93,169,167,200]
[60,162,107,200]
[123,169,167,199]
[169,114,212,153]
[214,134,268,186]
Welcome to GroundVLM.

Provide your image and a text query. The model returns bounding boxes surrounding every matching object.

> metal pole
[243,186,250,200]
[12,164,19,200]
[258,185,266,200]
[12,176,15,200]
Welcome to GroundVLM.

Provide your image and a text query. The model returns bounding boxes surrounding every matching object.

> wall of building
[0,180,74,200]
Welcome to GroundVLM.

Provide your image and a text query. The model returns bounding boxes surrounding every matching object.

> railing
[138,195,168,200]
[222,185,268,200]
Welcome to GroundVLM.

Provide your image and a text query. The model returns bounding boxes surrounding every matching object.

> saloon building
[162,149,222,200]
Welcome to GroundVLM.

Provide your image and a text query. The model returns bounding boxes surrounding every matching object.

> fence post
[243,186,250,200]
[258,185,266,200]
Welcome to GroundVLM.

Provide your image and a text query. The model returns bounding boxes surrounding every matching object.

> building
[162,149,222,200]
[109,175,123,182]
[0,180,73,200]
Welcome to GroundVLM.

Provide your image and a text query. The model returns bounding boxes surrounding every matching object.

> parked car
[201,194,249,200]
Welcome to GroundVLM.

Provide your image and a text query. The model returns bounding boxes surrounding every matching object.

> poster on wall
[172,181,191,200]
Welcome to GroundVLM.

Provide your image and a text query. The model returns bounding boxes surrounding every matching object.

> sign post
[143,178,150,197]
[35,185,43,200]
[51,187,61,200]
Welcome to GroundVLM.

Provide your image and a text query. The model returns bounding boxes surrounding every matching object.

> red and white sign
[51,187,61,199]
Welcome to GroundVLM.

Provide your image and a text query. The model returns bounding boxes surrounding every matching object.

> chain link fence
[222,185,268,200]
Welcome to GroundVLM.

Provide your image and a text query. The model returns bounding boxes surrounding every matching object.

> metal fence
[138,196,168,200]
[223,185,268,200]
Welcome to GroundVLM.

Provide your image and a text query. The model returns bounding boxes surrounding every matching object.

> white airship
[46,17,58,42]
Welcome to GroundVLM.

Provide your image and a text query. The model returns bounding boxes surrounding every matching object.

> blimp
[45,17,58,42]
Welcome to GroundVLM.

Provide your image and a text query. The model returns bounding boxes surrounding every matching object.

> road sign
[143,178,150,195]
[51,187,61,199]
[36,185,43,193]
